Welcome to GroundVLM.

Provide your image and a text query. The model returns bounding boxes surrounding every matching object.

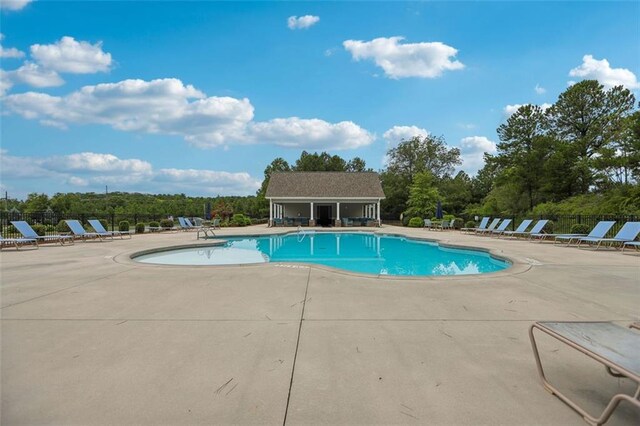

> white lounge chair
[530,321,640,425]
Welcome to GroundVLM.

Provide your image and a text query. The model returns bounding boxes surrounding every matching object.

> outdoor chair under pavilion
[0,234,38,250]
[11,221,75,246]
[461,216,489,234]
[577,222,640,250]
[475,218,501,235]
[552,221,616,246]
[66,220,111,241]
[529,321,640,426]
[88,219,132,239]
[498,219,532,239]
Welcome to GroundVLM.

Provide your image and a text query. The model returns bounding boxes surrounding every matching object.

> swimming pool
[134,232,510,277]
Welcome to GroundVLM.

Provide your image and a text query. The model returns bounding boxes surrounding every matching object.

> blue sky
[1,0,638,198]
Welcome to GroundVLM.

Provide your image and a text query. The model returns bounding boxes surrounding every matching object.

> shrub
[443,214,455,222]
[542,220,554,234]
[149,221,160,228]
[402,215,410,226]
[231,214,248,227]
[135,223,145,234]
[118,221,130,232]
[160,219,174,228]
[452,218,464,229]
[31,224,48,236]
[220,219,230,228]
[465,220,476,228]
[56,220,71,233]
[408,217,423,228]
[570,223,591,235]
[244,216,252,226]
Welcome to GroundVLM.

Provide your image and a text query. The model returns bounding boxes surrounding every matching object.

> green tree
[386,135,461,182]
[404,172,441,218]
[496,104,552,210]
[438,171,472,214]
[23,193,50,212]
[546,80,636,193]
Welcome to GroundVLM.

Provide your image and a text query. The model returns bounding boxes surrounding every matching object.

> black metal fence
[382,213,638,237]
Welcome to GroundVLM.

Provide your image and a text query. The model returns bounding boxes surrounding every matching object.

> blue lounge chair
[578,222,640,250]
[88,219,132,239]
[66,219,110,241]
[178,217,195,231]
[516,219,549,240]
[11,221,74,245]
[500,219,533,239]
[622,241,640,253]
[461,217,489,234]
[0,234,38,250]
[488,218,513,237]
[476,218,501,235]
[553,221,616,246]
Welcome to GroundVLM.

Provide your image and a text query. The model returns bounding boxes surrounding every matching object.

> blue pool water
[135,232,509,276]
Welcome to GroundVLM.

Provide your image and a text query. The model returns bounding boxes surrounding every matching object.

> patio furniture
[11,221,75,245]
[622,241,640,253]
[0,234,38,250]
[178,217,197,231]
[436,218,456,231]
[343,218,353,227]
[211,218,221,229]
[88,219,131,239]
[475,218,501,235]
[423,219,433,230]
[272,218,284,227]
[461,217,489,234]
[529,321,640,425]
[66,219,110,241]
[578,222,640,250]
[487,218,513,237]
[515,219,548,240]
[553,221,616,246]
[499,219,532,239]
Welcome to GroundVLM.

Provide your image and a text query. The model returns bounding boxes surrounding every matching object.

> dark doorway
[316,205,332,227]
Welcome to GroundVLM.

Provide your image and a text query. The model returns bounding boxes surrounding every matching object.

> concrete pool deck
[1,225,638,425]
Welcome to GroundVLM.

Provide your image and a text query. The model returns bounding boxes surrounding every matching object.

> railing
[382,214,639,237]
[1,211,260,238]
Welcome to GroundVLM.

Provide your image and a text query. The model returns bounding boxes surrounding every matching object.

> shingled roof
[265,172,385,199]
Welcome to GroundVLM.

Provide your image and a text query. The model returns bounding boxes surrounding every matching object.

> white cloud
[569,55,640,90]
[503,103,551,117]
[287,15,320,30]
[383,125,429,144]
[4,77,374,150]
[0,0,32,11]
[0,150,262,195]
[0,69,13,95]
[249,117,374,150]
[343,36,464,79]
[10,61,64,87]
[0,33,25,58]
[30,36,112,74]
[534,84,546,94]
[458,136,497,174]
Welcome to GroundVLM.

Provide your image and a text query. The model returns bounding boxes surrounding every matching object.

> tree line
[6,80,639,219]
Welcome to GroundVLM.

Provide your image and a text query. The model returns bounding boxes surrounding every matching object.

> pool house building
[265,171,386,227]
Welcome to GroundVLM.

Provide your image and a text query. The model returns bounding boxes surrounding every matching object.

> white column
[336,202,340,220]
[377,200,381,225]
[269,199,273,226]
[310,202,314,220]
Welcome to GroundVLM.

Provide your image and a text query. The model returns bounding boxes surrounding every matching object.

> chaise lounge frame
[529,321,640,425]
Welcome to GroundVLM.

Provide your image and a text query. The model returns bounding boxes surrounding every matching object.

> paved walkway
[1,225,639,425]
